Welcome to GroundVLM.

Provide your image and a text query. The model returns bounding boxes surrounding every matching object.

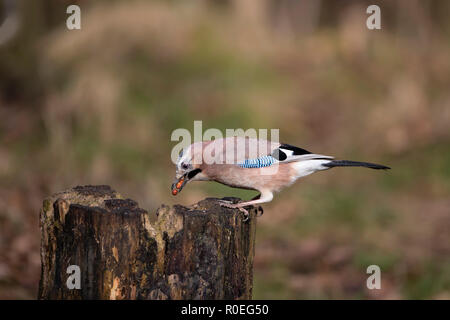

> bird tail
[323,160,390,170]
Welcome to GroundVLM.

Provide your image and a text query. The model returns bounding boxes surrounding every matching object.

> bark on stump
[38,185,257,300]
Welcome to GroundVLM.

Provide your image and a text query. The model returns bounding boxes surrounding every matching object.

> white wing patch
[292,159,332,180]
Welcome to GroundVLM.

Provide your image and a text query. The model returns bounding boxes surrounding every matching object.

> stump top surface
[44,185,122,211]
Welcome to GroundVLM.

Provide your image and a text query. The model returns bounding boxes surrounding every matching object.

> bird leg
[218,192,273,221]
[218,201,251,221]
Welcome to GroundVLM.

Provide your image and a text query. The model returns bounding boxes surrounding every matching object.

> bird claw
[256,206,264,217]
[218,201,249,222]
[238,207,250,222]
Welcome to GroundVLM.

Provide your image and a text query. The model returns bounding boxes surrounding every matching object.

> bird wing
[205,137,333,168]
[238,143,333,168]
[203,136,279,165]
[272,143,334,163]
[238,142,333,168]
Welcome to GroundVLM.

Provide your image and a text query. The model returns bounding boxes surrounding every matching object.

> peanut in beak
[171,177,185,196]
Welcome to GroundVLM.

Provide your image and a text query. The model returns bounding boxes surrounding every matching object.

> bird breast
[202,163,297,192]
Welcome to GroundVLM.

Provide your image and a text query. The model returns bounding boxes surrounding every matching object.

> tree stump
[38,185,257,300]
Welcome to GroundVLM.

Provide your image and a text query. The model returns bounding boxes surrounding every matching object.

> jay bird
[171,136,390,219]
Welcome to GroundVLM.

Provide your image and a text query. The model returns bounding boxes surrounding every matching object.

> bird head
[171,144,204,196]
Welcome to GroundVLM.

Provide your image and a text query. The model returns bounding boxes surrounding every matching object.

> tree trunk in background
[38,185,257,300]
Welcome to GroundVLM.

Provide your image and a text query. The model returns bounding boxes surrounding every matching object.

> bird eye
[181,163,189,170]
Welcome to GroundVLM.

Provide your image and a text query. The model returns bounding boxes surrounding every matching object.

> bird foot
[256,206,264,217]
[237,207,250,222]
[218,200,249,222]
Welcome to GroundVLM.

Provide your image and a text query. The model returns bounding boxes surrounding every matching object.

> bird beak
[171,169,201,196]
[171,174,188,196]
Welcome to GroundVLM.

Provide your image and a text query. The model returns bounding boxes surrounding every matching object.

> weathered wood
[38,185,257,300]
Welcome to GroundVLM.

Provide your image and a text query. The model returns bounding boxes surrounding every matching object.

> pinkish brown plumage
[171,136,389,219]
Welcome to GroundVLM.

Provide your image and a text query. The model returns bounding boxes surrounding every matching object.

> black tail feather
[323,160,390,170]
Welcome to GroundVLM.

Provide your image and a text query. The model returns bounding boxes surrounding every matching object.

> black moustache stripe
[187,169,202,180]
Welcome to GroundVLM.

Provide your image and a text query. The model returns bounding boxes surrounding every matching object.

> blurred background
[1,0,449,299]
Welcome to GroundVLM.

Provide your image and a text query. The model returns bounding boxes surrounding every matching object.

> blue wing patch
[238,155,277,168]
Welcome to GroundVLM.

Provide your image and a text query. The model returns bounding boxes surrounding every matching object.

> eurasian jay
[171,136,389,219]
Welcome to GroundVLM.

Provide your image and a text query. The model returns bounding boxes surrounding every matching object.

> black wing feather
[279,143,312,155]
